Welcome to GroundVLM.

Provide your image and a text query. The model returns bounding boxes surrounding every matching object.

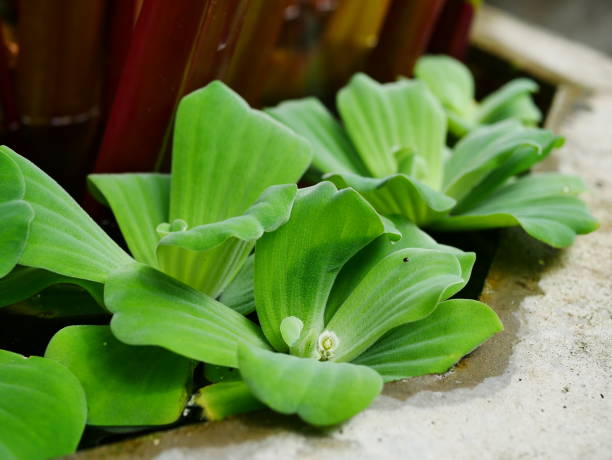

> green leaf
[432,173,599,248]
[454,127,565,213]
[414,55,476,121]
[266,97,367,175]
[159,185,296,252]
[415,56,542,135]
[337,74,447,188]
[443,120,560,202]
[1,147,133,282]
[45,325,193,426]
[326,248,464,363]
[482,92,542,127]
[238,345,382,426]
[0,266,104,308]
[477,78,541,125]
[161,82,311,297]
[326,218,474,323]
[88,173,170,267]
[195,380,264,421]
[169,81,311,227]
[0,150,33,278]
[105,263,270,368]
[254,182,386,356]
[156,184,296,297]
[0,201,34,278]
[218,255,255,315]
[353,299,503,382]
[326,171,455,225]
[0,349,86,460]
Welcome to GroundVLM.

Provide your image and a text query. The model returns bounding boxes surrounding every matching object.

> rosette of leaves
[0,136,502,433]
[267,73,598,248]
[88,80,312,301]
[0,81,311,453]
[101,182,503,426]
[414,55,542,137]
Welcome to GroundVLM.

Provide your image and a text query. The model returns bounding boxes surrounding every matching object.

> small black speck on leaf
[402,257,410,263]
[601,394,605,399]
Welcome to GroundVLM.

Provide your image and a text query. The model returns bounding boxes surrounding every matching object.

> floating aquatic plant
[0,80,502,458]
[268,65,597,248]
[99,181,503,426]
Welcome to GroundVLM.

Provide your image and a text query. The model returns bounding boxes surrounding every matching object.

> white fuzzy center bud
[317,330,339,361]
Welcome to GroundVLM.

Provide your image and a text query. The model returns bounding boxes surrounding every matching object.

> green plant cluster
[0,56,596,459]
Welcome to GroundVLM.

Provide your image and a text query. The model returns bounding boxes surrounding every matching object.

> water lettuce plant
[0,80,503,458]
[267,64,597,248]
[86,182,503,427]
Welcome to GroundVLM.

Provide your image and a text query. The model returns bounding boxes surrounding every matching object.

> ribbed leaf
[0,150,33,277]
[159,185,296,252]
[477,78,542,126]
[482,92,542,128]
[157,184,296,297]
[0,350,86,460]
[415,55,542,136]
[326,248,463,363]
[0,266,103,308]
[353,299,503,382]
[443,120,561,202]
[0,201,34,278]
[266,98,367,175]
[254,182,386,356]
[433,173,599,248]
[238,345,382,426]
[161,81,311,297]
[169,81,311,226]
[2,147,132,282]
[326,171,455,225]
[454,129,565,214]
[105,263,270,368]
[326,217,474,323]
[414,55,476,121]
[88,173,170,267]
[46,325,193,426]
[337,74,446,188]
[219,255,255,315]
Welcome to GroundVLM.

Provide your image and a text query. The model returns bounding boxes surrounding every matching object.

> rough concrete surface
[69,8,612,460]
[489,0,612,56]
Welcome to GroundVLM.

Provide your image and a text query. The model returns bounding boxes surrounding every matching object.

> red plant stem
[104,0,140,114]
[366,0,446,81]
[93,0,212,174]
[428,0,477,60]
[16,0,106,195]
[0,22,18,134]
[216,0,290,106]
[183,0,242,95]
